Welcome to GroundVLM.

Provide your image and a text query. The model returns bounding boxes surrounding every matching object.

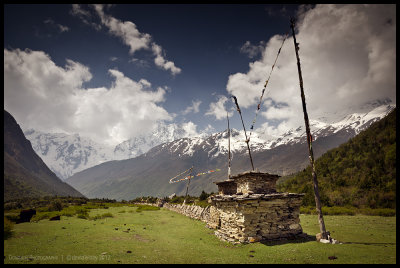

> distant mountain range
[3,110,84,201]
[24,122,202,180]
[25,103,395,182]
[63,104,395,200]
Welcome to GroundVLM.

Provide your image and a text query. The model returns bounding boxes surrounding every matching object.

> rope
[169,168,221,184]
[248,30,290,140]
[169,167,193,184]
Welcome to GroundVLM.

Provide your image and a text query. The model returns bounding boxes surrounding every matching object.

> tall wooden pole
[290,18,328,240]
[184,166,193,204]
[227,112,231,179]
[231,95,255,171]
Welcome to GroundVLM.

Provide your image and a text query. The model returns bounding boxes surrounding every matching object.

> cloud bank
[222,4,396,135]
[4,48,174,146]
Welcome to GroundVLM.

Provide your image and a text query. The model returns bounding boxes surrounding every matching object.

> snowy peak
[24,129,115,180]
[113,121,201,160]
[152,104,396,159]
[25,104,395,181]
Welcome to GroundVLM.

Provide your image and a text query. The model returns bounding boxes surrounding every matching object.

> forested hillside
[277,108,396,209]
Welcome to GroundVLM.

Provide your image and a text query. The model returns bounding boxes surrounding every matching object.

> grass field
[4,206,396,264]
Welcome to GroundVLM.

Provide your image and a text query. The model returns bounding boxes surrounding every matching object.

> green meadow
[4,206,396,264]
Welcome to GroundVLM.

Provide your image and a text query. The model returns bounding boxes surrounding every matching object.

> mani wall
[157,171,306,244]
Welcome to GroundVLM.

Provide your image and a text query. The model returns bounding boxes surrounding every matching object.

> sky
[4,4,396,146]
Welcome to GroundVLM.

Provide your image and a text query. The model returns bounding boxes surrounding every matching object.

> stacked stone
[231,172,279,194]
[210,171,305,244]
[162,203,211,223]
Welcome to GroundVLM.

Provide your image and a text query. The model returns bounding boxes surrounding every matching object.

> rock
[289,224,300,230]
[316,233,322,242]
[49,215,60,221]
[248,237,260,243]
[17,209,36,223]
[316,231,331,242]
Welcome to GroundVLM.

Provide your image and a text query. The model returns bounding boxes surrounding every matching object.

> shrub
[170,196,185,204]
[358,208,396,217]
[195,200,210,208]
[199,191,209,201]
[48,200,64,211]
[77,213,89,219]
[299,206,396,216]
[4,217,14,240]
[4,213,20,223]
[90,213,114,220]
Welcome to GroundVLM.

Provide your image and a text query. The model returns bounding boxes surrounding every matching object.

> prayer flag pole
[227,112,231,179]
[183,166,193,204]
[290,17,328,240]
[231,95,255,171]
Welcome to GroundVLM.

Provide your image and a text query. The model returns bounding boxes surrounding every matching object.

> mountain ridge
[26,104,395,182]
[4,110,85,201]
[65,104,395,200]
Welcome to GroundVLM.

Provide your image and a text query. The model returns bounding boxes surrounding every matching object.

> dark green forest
[277,108,396,209]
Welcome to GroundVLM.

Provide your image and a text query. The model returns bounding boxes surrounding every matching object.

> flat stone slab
[210,192,304,202]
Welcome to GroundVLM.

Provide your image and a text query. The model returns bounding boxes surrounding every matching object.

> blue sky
[4,4,396,146]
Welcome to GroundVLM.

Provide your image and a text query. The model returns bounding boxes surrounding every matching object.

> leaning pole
[290,18,328,240]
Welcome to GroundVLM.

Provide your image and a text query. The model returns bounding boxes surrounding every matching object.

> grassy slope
[4,206,396,264]
[278,108,396,209]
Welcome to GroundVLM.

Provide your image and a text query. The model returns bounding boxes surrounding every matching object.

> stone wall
[210,193,304,244]
[136,193,305,244]
[162,203,213,224]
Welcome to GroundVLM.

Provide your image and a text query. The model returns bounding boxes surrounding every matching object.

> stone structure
[163,203,212,223]
[208,171,305,244]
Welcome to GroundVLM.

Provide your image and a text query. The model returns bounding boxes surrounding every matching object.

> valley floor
[4,206,396,264]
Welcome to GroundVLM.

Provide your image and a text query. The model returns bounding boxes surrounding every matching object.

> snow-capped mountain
[113,122,194,160]
[25,104,395,181]
[24,130,116,180]
[160,104,395,159]
[24,122,204,180]
[65,104,396,200]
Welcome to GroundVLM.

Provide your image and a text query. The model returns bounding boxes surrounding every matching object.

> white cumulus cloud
[205,95,234,121]
[226,4,396,136]
[89,4,181,75]
[4,48,174,146]
[182,100,202,115]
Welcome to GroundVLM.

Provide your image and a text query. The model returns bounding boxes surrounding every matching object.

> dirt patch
[133,234,150,243]
[110,236,129,241]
